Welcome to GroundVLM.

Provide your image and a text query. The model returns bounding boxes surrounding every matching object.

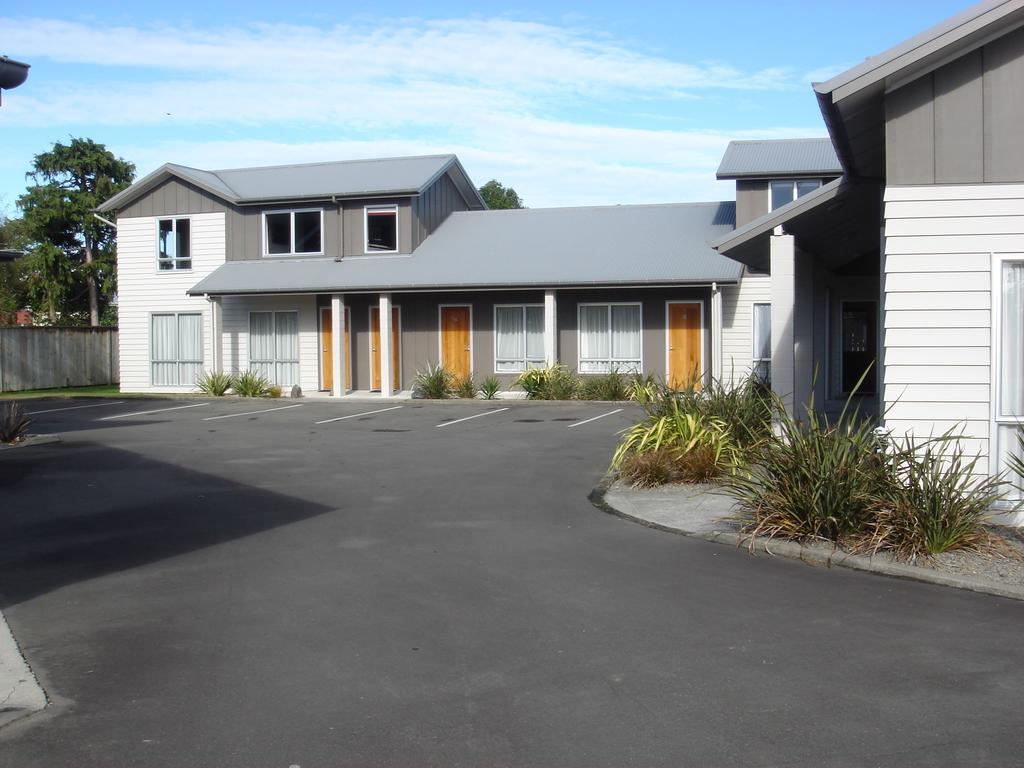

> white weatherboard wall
[221,294,319,394]
[882,184,1024,496]
[117,213,225,393]
[720,271,771,387]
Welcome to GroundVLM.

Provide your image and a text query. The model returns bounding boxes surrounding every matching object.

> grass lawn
[0,384,122,399]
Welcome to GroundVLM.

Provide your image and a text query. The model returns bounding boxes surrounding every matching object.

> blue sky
[0,1,970,215]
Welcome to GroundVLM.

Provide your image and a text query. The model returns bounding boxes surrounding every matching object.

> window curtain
[753,303,772,360]
[610,305,641,368]
[151,314,178,385]
[1001,262,1024,418]
[525,306,545,363]
[249,312,275,380]
[580,305,609,372]
[274,311,299,386]
[177,313,203,385]
[495,307,524,371]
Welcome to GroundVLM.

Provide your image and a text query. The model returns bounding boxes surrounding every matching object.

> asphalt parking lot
[1,396,1024,767]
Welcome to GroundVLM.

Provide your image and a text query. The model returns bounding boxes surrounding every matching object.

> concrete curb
[0,609,47,730]
[0,435,62,452]
[590,476,1024,603]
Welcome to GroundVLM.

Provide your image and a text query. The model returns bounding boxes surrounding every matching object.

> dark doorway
[841,301,877,394]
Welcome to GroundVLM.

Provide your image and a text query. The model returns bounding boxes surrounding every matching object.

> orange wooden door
[370,307,401,391]
[320,307,351,391]
[440,306,471,378]
[668,302,702,390]
[320,307,333,391]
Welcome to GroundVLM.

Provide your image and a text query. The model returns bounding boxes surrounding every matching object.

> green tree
[18,138,134,326]
[0,215,29,317]
[478,179,525,209]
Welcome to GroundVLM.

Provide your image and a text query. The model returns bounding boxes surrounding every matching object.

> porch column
[544,290,557,367]
[770,229,796,415]
[379,293,392,397]
[710,283,723,384]
[208,296,223,373]
[331,293,344,397]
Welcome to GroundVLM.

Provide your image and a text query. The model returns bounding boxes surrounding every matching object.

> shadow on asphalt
[0,440,334,609]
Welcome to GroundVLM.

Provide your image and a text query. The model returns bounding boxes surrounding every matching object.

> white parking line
[98,403,210,420]
[566,408,624,428]
[435,407,509,428]
[26,400,125,415]
[314,405,404,425]
[202,404,304,421]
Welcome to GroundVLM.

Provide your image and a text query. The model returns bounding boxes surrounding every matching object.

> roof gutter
[186,279,740,298]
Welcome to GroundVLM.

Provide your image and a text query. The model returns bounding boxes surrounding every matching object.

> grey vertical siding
[735,181,769,227]
[885,25,1024,185]
[0,327,119,391]
[118,178,232,219]
[411,173,471,250]
[333,287,710,392]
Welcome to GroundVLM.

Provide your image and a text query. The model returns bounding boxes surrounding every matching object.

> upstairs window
[263,210,323,256]
[770,179,822,211]
[157,218,191,270]
[365,206,398,253]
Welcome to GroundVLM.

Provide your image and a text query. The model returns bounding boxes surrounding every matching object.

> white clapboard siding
[719,271,770,388]
[882,182,1024,478]
[117,214,225,393]
[221,294,320,394]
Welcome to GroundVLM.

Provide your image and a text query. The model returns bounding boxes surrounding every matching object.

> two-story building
[98,154,770,397]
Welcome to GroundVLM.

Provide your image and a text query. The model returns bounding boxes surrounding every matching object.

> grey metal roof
[98,154,486,212]
[712,176,884,273]
[715,139,840,180]
[189,201,741,295]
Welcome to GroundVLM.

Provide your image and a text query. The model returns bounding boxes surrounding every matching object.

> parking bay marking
[98,403,210,420]
[28,400,126,415]
[435,408,509,428]
[203,404,304,421]
[566,408,624,428]
[314,405,404,425]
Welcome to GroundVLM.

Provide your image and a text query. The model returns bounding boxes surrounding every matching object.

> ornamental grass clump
[612,398,740,485]
[722,392,884,544]
[515,365,579,400]
[196,370,234,396]
[0,402,31,444]
[413,363,453,399]
[479,375,501,400]
[853,435,1007,560]
[577,370,632,401]
[233,370,274,398]
[452,372,477,399]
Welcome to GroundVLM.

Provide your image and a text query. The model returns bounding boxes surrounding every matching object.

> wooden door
[440,306,471,379]
[667,302,702,390]
[370,307,401,392]
[320,307,351,391]
[320,307,333,391]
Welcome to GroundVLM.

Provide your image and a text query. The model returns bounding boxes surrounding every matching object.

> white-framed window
[770,179,822,211]
[157,218,191,271]
[249,311,300,386]
[150,312,202,386]
[494,304,545,373]
[994,257,1024,494]
[752,302,771,384]
[263,209,323,256]
[578,303,642,374]
[365,205,398,253]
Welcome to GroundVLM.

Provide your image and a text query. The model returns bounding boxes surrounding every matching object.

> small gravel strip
[594,477,1024,602]
[0,435,61,452]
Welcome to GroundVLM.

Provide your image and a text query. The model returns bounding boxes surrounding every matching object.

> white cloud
[0,13,828,207]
